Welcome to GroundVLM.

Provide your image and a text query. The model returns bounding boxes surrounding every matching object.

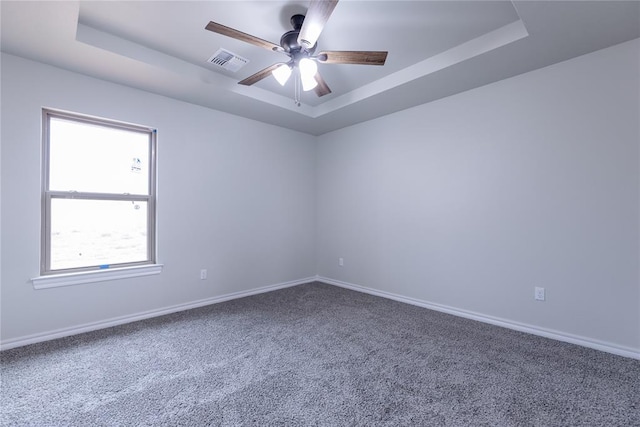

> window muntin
[42,109,156,275]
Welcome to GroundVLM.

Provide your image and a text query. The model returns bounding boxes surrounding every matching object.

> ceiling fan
[205,0,388,104]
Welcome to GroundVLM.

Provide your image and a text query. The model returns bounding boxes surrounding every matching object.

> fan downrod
[290,14,305,31]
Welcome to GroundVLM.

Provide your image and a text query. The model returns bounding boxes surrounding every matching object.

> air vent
[207,48,249,72]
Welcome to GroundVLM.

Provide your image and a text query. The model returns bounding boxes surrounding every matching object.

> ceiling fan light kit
[299,58,318,91]
[205,0,388,106]
[272,63,293,86]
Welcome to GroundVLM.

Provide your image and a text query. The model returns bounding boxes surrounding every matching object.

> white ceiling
[1,1,639,135]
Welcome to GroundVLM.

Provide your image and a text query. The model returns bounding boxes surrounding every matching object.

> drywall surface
[1,53,316,343]
[317,39,640,351]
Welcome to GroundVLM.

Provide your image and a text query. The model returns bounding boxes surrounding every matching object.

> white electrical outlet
[535,286,545,301]
[339,257,344,267]
[200,269,207,280]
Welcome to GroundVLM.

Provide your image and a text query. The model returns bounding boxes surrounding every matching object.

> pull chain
[294,70,301,107]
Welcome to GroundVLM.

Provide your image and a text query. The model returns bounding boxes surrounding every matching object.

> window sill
[31,264,163,290]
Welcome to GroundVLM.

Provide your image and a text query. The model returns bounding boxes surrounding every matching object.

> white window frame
[39,108,158,280]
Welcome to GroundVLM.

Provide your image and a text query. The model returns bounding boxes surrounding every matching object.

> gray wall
[2,39,639,354]
[316,39,639,351]
[1,53,317,342]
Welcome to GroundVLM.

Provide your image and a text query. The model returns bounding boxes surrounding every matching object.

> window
[41,109,157,275]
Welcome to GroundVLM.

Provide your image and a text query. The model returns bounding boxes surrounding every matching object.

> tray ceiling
[1,1,639,135]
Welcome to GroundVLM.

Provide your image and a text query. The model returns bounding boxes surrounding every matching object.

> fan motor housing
[280,14,316,54]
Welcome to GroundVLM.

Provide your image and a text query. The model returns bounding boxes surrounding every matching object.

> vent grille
[207,48,249,72]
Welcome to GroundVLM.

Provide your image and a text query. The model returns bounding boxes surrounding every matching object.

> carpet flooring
[1,282,639,426]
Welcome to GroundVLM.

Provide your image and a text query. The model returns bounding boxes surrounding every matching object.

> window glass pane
[49,118,150,194]
[50,198,148,270]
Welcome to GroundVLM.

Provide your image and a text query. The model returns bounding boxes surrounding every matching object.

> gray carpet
[1,282,639,426]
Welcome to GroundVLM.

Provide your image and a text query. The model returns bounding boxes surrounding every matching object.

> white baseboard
[0,276,316,351]
[4,275,638,360]
[316,276,640,360]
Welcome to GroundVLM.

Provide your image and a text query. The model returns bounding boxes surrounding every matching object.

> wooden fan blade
[205,21,280,52]
[314,72,332,97]
[318,51,388,65]
[238,63,281,86]
[297,0,339,49]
